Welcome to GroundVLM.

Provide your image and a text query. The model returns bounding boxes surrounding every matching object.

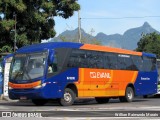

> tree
[136,32,160,57]
[0,0,80,52]
[80,35,101,45]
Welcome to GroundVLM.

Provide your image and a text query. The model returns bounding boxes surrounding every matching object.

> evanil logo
[90,72,111,79]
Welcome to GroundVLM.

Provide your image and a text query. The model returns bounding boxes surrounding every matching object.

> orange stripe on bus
[80,44,142,56]
[131,71,138,83]
[8,81,41,89]
[76,68,138,97]
[78,89,119,91]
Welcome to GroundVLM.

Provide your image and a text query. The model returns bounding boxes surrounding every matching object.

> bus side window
[117,55,126,70]
[151,58,156,71]
[95,52,104,69]
[107,53,118,69]
[48,54,58,76]
[132,56,142,71]
[124,56,134,70]
[141,57,156,72]
[48,63,58,73]
[52,54,58,72]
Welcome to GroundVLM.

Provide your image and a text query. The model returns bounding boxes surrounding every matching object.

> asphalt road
[0,96,160,119]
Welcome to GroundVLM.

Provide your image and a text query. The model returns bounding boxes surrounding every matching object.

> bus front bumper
[8,83,63,100]
[8,88,44,100]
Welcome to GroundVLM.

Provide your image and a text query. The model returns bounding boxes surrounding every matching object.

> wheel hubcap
[128,91,132,100]
[64,92,72,103]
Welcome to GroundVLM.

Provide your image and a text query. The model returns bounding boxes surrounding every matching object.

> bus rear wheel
[95,97,109,104]
[32,99,48,106]
[119,87,134,102]
[58,88,76,106]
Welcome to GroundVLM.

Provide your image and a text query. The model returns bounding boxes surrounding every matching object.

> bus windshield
[10,52,47,80]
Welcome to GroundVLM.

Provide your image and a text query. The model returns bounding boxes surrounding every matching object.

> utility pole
[13,13,17,52]
[78,10,81,43]
[90,28,95,36]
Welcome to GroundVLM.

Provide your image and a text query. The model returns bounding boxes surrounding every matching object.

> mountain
[50,22,159,50]
[95,22,159,50]
[123,22,159,50]
[51,28,94,42]
[95,33,123,48]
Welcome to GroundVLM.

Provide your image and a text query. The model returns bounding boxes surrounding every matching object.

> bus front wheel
[119,87,134,102]
[58,88,76,106]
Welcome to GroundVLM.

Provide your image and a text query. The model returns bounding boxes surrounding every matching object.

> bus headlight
[33,85,42,89]
[33,83,47,89]
[42,83,46,87]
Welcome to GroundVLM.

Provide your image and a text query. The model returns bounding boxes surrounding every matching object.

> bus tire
[119,87,134,102]
[123,87,134,102]
[32,99,48,106]
[95,97,109,104]
[58,88,76,106]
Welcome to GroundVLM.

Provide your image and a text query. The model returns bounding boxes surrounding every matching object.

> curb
[0,94,18,102]
[0,94,3,100]
[3,96,12,101]
[3,97,19,102]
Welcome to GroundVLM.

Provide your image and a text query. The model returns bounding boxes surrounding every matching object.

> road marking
[40,106,160,111]
[0,106,9,110]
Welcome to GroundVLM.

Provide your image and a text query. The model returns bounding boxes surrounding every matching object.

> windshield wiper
[13,71,23,80]
[13,59,26,80]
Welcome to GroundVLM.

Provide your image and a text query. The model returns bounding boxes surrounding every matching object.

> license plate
[20,96,27,100]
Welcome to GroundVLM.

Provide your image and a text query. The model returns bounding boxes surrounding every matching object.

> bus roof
[16,42,83,53]
[80,44,142,56]
[16,42,155,57]
[142,52,156,58]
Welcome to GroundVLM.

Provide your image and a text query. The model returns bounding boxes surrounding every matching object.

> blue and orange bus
[8,42,158,106]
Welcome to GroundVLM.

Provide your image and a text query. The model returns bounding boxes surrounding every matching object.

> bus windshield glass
[10,52,47,80]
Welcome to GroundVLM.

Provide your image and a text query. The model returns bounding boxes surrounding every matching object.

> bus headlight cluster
[8,86,13,90]
[33,83,47,89]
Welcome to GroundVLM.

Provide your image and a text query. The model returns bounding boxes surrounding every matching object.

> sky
[54,0,160,36]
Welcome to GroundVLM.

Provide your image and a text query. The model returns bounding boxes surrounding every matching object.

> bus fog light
[9,87,13,90]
